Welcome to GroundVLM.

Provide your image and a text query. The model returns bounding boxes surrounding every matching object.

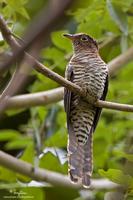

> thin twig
[96,100,133,112]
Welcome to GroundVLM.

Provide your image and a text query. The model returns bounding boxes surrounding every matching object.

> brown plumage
[64,33,108,187]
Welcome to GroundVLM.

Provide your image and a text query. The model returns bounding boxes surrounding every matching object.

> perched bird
[63,33,108,188]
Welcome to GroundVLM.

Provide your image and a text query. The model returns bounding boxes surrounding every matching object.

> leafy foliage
[0,0,133,199]
[99,168,133,187]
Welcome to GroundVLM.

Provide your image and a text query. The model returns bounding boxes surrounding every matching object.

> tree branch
[108,47,133,75]
[5,88,63,109]
[0,16,133,112]
[0,150,119,190]
[3,88,133,112]
[96,100,133,112]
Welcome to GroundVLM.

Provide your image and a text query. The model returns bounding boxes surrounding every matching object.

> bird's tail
[82,131,93,187]
[68,126,93,188]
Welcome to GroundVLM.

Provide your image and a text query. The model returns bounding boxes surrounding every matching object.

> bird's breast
[70,56,108,99]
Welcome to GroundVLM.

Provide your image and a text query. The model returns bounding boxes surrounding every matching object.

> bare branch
[96,100,133,112]
[3,88,133,112]
[108,47,133,75]
[5,88,63,109]
[0,17,19,52]
[0,150,119,190]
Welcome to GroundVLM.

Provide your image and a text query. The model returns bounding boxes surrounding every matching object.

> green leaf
[17,143,34,182]
[20,142,34,163]
[42,47,67,70]
[113,151,133,162]
[99,169,133,187]
[45,130,67,148]
[30,75,58,92]
[70,0,92,12]
[39,152,67,174]
[6,108,26,116]
[2,0,29,20]
[93,138,109,168]
[106,0,128,35]
[0,130,19,141]
[0,166,17,182]
[17,7,30,19]
[51,30,72,53]
[5,136,32,150]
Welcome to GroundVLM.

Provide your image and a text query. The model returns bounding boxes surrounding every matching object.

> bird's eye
[81,36,88,41]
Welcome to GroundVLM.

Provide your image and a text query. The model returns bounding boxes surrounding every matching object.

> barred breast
[69,53,108,145]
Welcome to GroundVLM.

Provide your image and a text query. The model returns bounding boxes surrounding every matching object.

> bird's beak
[63,33,75,40]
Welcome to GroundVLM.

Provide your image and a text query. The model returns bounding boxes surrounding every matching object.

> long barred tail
[82,131,93,187]
[67,125,93,187]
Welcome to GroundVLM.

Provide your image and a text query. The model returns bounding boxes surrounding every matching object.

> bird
[63,33,108,188]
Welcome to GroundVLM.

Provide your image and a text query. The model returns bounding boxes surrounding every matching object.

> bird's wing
[64,65,74,124]
[92,74,108,132]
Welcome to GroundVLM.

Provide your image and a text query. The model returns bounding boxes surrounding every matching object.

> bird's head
[63,33,98,54]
